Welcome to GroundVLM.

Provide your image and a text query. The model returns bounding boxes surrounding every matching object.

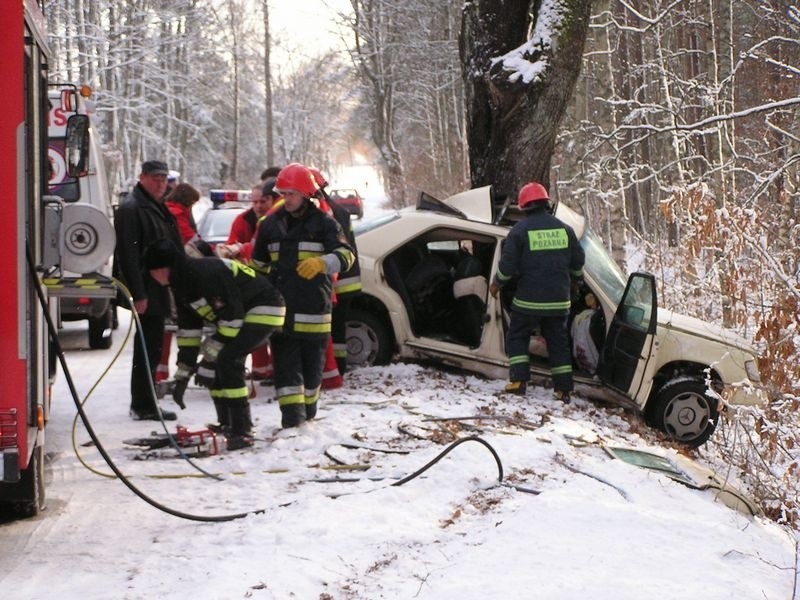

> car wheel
[346,309,393,367]
[645,377,719,447]
[88,307,113,350]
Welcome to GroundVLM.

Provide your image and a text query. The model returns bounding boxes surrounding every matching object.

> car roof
[411,185,586,239]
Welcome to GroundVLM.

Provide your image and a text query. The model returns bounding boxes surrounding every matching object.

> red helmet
[308,167,328,189]
[518,182,549,209]
[275,163,319,198]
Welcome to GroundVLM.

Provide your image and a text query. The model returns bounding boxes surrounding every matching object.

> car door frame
[597,272,658,403]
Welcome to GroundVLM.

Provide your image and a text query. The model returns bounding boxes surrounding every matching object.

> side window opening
[383,230,495,346]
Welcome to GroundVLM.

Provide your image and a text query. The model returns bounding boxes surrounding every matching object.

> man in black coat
[113,160,183,420]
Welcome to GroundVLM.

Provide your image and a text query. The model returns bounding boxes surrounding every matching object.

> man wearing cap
[113,160,183,421]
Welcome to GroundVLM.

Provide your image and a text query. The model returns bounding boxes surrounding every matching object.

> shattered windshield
[581,228,628,305]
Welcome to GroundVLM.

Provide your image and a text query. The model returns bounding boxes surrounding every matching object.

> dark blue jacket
[251,202,354,336]
[494,204,585,316]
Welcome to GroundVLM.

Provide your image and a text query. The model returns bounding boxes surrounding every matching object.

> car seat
[404,253,454,336]
[452,253,487,346]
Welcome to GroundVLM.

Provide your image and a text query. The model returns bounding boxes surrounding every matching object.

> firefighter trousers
[209,321,276,435]
[331,294,352,376]
[506,311,573,393]
[270,332,327,428]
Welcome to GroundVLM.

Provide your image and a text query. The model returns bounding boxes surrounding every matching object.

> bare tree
[262,0,274,167]
[347,0,407,207]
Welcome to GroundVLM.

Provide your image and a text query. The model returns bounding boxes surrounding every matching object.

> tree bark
[262,0,274,168]
[461,0,593,199]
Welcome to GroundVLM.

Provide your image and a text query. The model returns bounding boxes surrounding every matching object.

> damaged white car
[345,186,764,447]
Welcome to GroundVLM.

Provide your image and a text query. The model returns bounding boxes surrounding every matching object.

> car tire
[346,309,393,367]
[88,306,113,350]
[645,377,719,447]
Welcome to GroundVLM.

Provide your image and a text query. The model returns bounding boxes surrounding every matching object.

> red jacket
[166,201,196,244]
[227,208,258,244]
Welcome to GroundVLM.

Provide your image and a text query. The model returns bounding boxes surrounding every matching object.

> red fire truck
[0,0,54,518]
[0,1,114,518]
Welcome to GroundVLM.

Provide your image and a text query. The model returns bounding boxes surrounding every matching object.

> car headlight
[745,359,761,383]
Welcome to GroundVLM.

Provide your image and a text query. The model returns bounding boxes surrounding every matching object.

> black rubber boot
[241,401,253,433]
[306,401,317,420]
[280,404,306,428]
[227,399,254,450]
[207,399,230,434]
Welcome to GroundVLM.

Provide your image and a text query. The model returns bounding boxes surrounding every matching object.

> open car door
[597,272,657,400]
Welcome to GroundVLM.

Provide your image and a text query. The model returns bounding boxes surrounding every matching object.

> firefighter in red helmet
[251,163,355,428]
[489,182,585,402]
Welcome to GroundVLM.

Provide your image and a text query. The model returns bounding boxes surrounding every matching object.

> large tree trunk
[460,0,592,199]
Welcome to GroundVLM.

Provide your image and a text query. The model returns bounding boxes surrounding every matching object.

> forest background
[43,0,799,528]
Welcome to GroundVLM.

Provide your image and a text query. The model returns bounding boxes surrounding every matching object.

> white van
[48,85,115,349]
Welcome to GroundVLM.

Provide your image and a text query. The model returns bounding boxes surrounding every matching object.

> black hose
[391,435,504,486]
[118,278,222,481]
[28,246,255,522]
[28,247,509,521]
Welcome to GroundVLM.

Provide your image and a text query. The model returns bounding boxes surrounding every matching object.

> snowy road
[0,315,796,599]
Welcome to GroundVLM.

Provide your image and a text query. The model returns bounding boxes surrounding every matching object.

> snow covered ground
[0,315,796,600]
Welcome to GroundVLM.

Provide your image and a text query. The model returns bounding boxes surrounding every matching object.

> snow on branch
[491,0,567,85]
[610,97,800,135]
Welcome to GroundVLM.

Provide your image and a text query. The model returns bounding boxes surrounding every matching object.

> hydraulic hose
[29,246,248,521]
[29,246,509,521]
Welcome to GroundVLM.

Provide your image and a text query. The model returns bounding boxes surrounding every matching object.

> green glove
[296,257,326,279]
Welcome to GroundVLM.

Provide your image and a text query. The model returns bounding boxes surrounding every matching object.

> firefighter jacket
[113,183,183,315]
[251,202,355,337]
[171,255,286,366]
[493,204,585,316]
[324,196,362,298]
